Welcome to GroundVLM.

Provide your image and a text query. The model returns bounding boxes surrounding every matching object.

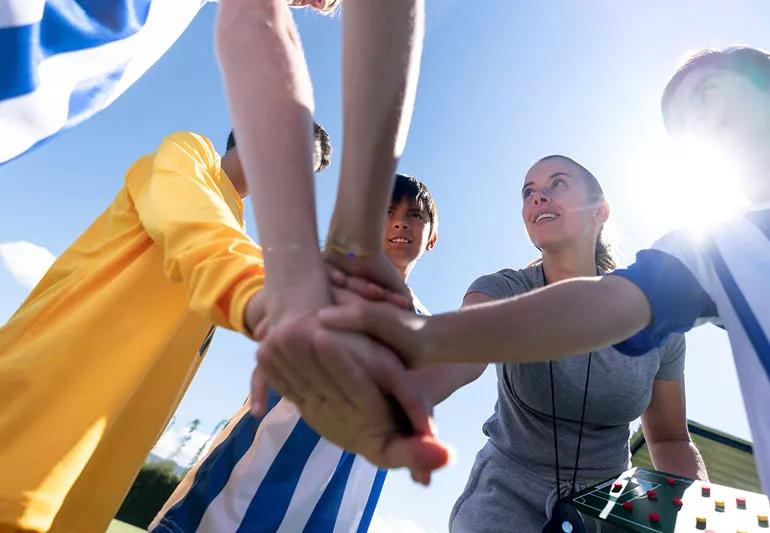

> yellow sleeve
[127,132,264,334]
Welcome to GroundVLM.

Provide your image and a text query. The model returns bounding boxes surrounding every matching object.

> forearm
[647,439,708,480]
[328,0,424,251]
[217,0,323,281]
[420,276,651,365]
[409,363,486,406]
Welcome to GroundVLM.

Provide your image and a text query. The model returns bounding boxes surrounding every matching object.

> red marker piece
[673,497,683,506]
[737,496,747,508]
[647,489,658,499]
[623,501,634,511]
[702,485,711,497]
[612,482,623,492]
[649,512,660,523]
[666,477,676,486]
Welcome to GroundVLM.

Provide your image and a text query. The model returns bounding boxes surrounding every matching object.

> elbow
[216,0,294,56]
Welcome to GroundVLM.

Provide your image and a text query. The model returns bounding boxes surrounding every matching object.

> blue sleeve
[610,249,716,356]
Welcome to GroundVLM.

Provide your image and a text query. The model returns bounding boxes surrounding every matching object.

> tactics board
[572,467,769,532]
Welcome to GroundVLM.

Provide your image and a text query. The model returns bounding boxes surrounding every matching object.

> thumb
[383,435,453,484]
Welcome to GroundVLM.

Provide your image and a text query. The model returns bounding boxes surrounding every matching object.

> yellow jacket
[0,132,264,532]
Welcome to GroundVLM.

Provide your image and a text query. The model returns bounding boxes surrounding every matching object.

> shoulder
[156,131,219,168]
[466,264,539,299]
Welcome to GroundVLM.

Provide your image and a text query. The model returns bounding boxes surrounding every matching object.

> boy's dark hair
[391,173,439,238]
[661,46,770,133]
[225,121,333,172]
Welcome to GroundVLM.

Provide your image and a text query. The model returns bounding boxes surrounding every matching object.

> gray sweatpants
[449,443,627,533]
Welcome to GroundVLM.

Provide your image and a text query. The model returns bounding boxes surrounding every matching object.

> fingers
[257,320,354,410]
[250,366,269,416]
[383,435,452,485]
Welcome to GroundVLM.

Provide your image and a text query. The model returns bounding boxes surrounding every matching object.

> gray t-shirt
[467,264,685,480]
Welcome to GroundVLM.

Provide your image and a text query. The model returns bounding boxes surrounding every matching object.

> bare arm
[321,275,653,367]
[328,0,424,251]
[641,379,708,480]
[216,0,328,321]
[324,0,425,295]
[409,292,490,405]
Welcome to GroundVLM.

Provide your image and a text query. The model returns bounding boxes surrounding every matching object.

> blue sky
[2,1,770,530]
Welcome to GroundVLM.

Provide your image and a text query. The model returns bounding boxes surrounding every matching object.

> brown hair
[530,155,616,271]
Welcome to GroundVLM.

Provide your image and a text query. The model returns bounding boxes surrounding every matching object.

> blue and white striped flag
[0,0,209,164]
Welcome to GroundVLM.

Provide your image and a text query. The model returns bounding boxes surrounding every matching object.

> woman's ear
[596,199,610,225]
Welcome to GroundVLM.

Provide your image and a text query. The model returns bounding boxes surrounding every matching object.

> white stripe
[0,0,45,28]
[716,219,770,343]
[149,401,252,531]
[196,398,301,533]
[332,456,379,533]
[0,0,205,162]
[276,440,345,533]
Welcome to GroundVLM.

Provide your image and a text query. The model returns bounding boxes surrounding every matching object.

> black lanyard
[541,264,593,518]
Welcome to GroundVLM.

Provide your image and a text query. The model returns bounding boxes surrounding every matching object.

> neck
[220,148,249,198]
[397,262,411,282]
[541,243,597,284]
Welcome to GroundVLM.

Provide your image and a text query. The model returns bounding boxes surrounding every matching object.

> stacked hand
[244,254,449,484]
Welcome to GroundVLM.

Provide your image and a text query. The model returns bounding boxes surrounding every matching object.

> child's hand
[324,248,412,303]
[327,264,412,310]
[318,297,430,369]
[246,267,410,342]
[251,317,451,483]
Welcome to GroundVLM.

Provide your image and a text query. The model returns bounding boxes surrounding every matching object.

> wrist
[262,242,325,284]
[413,315,436,368]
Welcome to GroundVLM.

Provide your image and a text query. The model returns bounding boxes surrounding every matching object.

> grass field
[107,519,145,533]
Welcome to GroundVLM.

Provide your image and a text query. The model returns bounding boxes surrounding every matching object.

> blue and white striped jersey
[612,203,770,493]
[151,296,430,532]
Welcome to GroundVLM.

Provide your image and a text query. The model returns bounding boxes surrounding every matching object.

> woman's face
[521,158,606,253]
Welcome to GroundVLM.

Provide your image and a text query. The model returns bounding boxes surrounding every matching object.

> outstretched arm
[321,275,652,367]
[324,0,425,295]
[216,0,329,329]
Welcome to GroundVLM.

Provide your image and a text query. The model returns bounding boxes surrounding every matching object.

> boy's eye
[522,188,533,198]
[410,212,425,220]
[551,178,565,189]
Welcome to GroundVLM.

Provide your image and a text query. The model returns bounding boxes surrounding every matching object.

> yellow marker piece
[696,515,707,525]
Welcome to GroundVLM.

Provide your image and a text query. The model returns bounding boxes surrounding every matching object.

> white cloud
[151,425,213,467]
[369,513,439,533]
[0,241,56,289]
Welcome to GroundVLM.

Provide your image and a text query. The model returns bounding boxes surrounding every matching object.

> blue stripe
[708,241,770,381]
[153,392,283,533]
[0,0,151,100]
[303,452,356,532]
[357,469,387,532]
[236,420,322,533]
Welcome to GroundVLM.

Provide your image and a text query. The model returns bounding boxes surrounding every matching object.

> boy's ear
[426,231,438,251]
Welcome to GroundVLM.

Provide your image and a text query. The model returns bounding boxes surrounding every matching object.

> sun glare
[627,135,749,236]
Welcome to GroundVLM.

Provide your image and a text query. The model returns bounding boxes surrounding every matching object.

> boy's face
[667,66,770,153]
[383,198,436,275]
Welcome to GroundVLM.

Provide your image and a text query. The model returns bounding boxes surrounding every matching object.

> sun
[626,133,749,236]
